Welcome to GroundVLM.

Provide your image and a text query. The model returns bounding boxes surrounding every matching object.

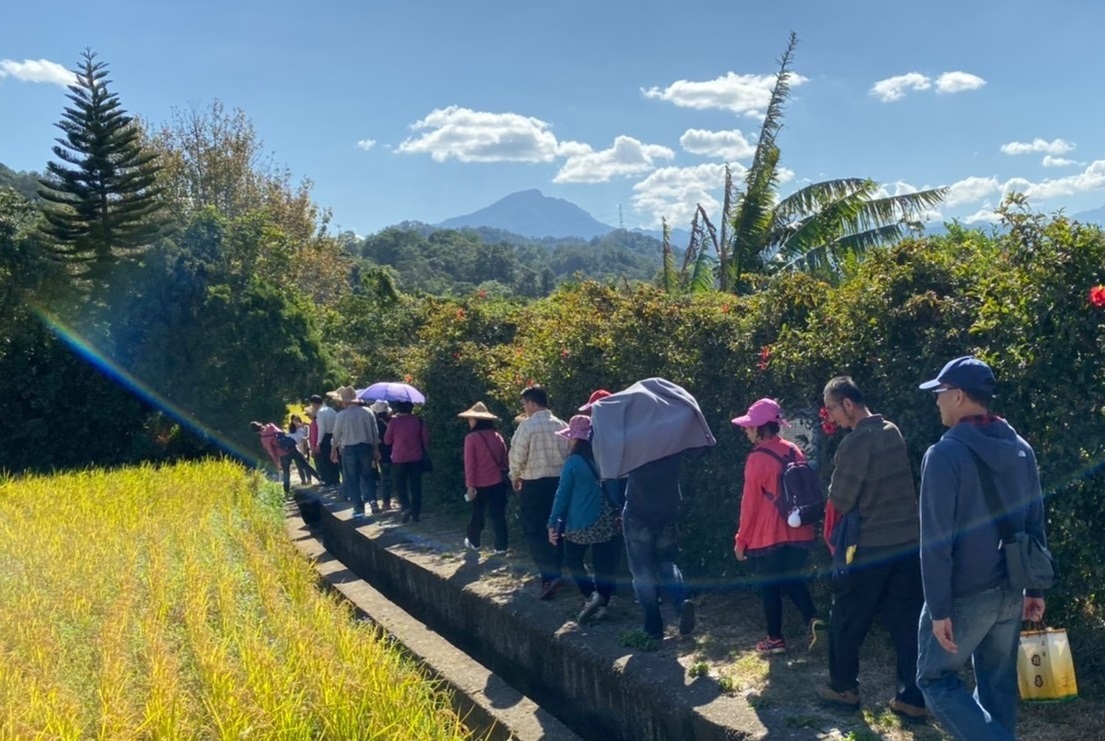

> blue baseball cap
[918,356,996,393]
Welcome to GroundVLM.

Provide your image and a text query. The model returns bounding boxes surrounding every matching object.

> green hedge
[387,213,1105,647]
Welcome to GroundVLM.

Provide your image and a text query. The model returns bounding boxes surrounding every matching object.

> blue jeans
[340,444,377,516]
[917,585,1022,740]
[622,512,686,636]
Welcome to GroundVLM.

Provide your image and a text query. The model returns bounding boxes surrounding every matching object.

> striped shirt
[828,414,919,549]
[508,409,570,481]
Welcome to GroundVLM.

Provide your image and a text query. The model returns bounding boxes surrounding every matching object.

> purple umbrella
[356,381,426,404]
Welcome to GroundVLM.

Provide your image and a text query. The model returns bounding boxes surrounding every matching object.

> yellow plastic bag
[1018,626,1078,702]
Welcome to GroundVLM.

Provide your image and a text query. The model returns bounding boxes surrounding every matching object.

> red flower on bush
[456,308,466,319]
[758,345,772,371]
[819,406,839,436]
[1090,285,1105,308]
[452,351,461,360]
[477,290,488,300]
[560,348,570,358]
[721,304,730,314]
[404,374,413,383]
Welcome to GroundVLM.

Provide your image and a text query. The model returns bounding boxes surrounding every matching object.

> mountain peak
[437,189,614,239]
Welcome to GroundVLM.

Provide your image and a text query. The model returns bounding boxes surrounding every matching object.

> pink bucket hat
[731,398,791,428]
[556,414,593,440]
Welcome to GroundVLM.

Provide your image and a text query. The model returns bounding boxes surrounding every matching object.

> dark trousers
[829,547,925,707]
[377,461,392,505]
[520,477,563,584]
[564,537,621,602]
[318,433,340,485]
[751,545,818,639]
[393,461,424,519]
[280,450,319,493]
[467,482,508,550]
[623,513,686,636]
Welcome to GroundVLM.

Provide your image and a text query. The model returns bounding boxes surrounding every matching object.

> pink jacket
[464,429,509,488]
[735,437,816,554]
[258,423,284,467]
[384,415,430,464]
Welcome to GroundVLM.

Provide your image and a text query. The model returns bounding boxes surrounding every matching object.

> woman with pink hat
[732,398,825,655]
[546,414,622,623]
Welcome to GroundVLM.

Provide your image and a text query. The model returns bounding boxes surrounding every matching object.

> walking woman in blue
[547,415,622,623]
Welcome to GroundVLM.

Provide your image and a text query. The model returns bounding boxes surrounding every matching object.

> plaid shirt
[508,409,569,481]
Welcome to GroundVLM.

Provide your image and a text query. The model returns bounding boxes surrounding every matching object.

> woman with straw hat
[459,402,511,554]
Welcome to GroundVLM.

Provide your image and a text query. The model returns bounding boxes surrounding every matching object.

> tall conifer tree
[38,49,167,281]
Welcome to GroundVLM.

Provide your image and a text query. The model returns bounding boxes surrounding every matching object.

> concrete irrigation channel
[289,488,766,741]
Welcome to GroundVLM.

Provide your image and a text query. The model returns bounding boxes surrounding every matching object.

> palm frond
[771,178,871,226]
[718,165,733,291]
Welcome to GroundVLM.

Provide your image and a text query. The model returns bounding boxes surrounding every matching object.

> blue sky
[3,1,1105,236]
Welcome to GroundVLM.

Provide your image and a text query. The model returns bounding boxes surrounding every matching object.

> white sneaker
[463,537,479,552]
[577,592,604,622]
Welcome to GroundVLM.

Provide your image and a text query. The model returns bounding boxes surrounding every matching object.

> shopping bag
[1017,626,1078,702]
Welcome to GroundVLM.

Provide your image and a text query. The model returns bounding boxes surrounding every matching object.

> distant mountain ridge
[435,188,691,244]
[437,189,612,239]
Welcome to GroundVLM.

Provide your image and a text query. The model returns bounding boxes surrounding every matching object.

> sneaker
[369,502,381,514]
[888,698,927,721]
[463,537,480,552]
[351,512,370,524]
[678,600,696,635]
[577,592,604,622]
[755,636,787,655]
[807,617,828,650]
[816,684,861,709]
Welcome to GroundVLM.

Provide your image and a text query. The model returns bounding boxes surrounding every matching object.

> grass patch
[687,661,710,679]
[618,630,659,651]
[0,460,474,739]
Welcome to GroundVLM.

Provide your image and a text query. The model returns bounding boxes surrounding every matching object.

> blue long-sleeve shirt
[548,453,605,533]
[918,416,1047,620]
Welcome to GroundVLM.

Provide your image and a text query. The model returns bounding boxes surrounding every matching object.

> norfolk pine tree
[38,49,167,283]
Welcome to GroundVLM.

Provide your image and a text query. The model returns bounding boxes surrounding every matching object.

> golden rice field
[0,461,474,740]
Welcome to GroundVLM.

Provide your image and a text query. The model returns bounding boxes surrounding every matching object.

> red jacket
[735,437,815,554]
[463,429,509,488]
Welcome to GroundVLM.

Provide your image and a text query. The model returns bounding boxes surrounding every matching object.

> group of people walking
[463,356,1050,741]
[256,354,1050,741]
[252,386,429,523]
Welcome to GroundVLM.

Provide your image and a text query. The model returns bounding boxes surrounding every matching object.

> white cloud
[870,73,931,102]
[1040,154,1082,168]
[642,71,807,117]
[1000,138,1075,156]
[630,163,734,229]
[945,175,1001,207]
[553,135,674,184]
[355,139,376,151]
[935,71,987,94]
[870,71,986,101]
[398,106,575,163]
[0,58,74,86]
[1042,155,1080,168]
[777,167,795,184]
[1011,160,1105,200]
[963,208,1002,225]
[679,128,756,160]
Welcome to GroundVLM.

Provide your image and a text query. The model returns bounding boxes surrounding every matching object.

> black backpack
[752,446,825,527]
[275,432,298,453]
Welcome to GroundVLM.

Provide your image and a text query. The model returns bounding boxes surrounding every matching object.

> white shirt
[315,405,337,437]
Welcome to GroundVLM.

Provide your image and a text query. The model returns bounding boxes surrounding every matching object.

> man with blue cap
[915,356,1048,740]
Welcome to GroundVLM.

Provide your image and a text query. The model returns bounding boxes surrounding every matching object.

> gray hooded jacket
[918,416,1047,620]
